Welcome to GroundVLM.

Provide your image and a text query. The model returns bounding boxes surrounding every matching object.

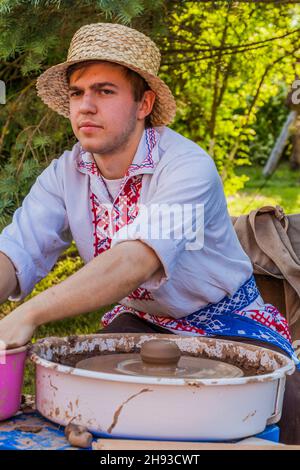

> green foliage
[0,158,43,229]
[158,1,300,194]
[0,0,167,224]
[249,85,292,165]
[0,0,299,209]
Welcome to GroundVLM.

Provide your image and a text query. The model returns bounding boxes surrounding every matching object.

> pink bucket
[0,345,27,420]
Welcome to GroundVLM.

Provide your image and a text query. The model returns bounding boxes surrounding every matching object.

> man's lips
[79,124,103,133]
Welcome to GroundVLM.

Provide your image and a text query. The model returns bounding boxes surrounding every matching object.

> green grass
[227,162,300,216]
[2,162,299,395]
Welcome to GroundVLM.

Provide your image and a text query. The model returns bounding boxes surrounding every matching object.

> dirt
[13,425,43,433]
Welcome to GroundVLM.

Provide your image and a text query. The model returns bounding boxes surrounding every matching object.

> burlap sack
[232,206,300,341]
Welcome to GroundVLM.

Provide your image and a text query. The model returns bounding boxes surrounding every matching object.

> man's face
[69,62,144,156]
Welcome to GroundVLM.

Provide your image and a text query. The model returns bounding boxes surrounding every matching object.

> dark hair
[66,60,152,127]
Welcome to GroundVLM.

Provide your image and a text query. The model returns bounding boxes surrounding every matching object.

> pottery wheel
[75,339,244,379]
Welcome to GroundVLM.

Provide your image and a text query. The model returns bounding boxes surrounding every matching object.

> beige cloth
[231,206,300,340]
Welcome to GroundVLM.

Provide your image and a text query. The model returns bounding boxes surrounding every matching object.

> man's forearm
[0,252,18,303]
[21,241,162,327]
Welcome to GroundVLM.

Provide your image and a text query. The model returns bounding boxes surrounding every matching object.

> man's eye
[69,91,81,97]
[100,89,114,95]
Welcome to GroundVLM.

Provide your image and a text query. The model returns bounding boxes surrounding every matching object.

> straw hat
[36,23,176,127]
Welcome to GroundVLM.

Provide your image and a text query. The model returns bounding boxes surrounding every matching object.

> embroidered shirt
[0,126,253,319]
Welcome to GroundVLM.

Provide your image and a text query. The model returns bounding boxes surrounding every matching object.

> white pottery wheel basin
[29,333,295,441]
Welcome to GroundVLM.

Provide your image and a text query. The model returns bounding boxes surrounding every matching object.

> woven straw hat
[36,23,176,127]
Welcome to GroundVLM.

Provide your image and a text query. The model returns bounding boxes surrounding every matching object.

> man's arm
[0,252,18,303]
[0,158,72,303]
[0,240,162,348]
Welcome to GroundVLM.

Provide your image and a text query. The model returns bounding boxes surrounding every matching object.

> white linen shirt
[0,126,253,318]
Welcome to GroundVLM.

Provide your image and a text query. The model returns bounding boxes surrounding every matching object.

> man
[0,23,298,443]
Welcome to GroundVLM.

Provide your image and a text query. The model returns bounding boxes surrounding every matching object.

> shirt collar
[75,127,161,179]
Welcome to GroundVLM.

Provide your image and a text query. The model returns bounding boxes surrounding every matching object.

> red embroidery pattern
[134,311,206,334]
[101,304,205,334]
[91,176,144,256]
[127,287,154,301]
[85,129,157,302]
[236,305,291,342]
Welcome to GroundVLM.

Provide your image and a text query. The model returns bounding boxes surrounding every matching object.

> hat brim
[36,59,176,127]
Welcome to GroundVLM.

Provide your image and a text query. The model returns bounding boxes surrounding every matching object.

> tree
[0,0,165,229]
[157,1,300,193]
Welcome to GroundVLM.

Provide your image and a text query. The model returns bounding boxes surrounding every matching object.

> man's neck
[93,126,145,180]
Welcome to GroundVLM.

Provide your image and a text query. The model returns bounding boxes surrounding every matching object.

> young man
[0,23,298,443]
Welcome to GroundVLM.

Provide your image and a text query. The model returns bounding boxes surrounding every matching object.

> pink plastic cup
[0,345,27,420]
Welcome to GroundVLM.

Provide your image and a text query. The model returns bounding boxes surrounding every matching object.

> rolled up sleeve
[0,158,72,301]
[112,219,179,290]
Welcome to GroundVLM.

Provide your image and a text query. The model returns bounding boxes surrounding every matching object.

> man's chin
[79,139,104,154]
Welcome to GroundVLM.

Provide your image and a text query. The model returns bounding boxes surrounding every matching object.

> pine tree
[0,0,166,230]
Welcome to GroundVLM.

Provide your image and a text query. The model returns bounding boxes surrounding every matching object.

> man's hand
[0,307,36,349]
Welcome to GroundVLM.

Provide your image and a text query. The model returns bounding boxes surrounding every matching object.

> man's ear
[137,90,156,121]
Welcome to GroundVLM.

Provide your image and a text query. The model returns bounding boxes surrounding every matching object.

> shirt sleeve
[0,158,72,301]
[111,149,225,290]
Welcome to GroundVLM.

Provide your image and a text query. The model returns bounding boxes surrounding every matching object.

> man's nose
[78,92,97,114]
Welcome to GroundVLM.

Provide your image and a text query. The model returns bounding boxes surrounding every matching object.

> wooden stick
[92,438,299,451]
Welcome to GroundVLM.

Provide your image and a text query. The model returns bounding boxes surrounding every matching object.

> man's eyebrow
[68,82,119,91]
